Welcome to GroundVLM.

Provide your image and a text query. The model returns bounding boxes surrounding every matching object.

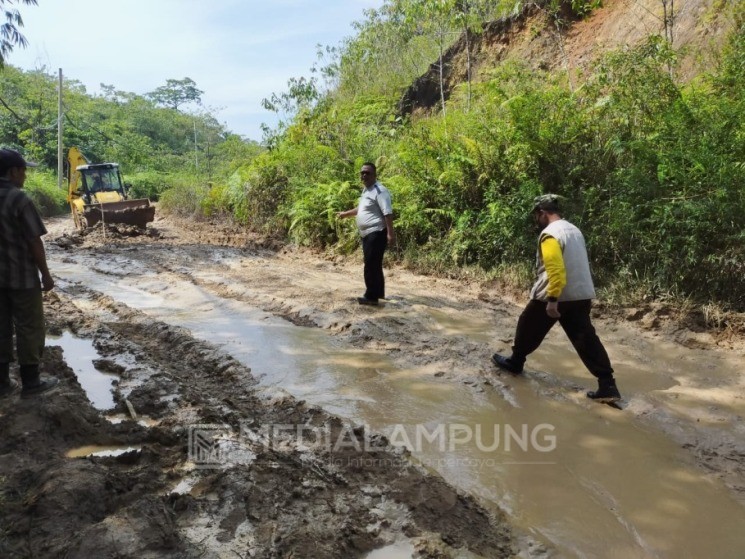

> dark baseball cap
[532,194,562,213]
[0,148,39,171]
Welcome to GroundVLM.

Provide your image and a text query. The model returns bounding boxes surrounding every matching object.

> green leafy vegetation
[0,0,37,67]
[2,0,743,312]
[22,167,66,216]
[239,1,745,311]
[1,64,263,209]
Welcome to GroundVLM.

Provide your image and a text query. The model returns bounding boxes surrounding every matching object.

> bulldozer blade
[83,199,155,229]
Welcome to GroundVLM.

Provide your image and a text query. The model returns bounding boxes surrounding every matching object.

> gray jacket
[530,219,596,302]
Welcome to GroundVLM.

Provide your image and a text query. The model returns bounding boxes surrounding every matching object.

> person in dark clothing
[337,162,395,306]
[491,194,621,402]
[0,148,59,398]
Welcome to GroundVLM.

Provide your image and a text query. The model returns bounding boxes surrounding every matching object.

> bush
[125,170,171,201]
[201,182,232,217]
[159,178,210,218]
[285,180,359,248]
[233,153,290,232]
[24,169,68,217]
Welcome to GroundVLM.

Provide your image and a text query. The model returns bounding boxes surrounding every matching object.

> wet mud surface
[0,291,512,558]
[1,217,515,558]
[2,213,744,558]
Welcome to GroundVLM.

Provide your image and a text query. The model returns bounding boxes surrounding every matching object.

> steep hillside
[400,0,735,114]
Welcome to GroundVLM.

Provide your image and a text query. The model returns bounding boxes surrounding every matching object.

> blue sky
[8,0,385,141]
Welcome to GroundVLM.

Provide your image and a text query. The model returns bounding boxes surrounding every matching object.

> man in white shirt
[337,162,395,306]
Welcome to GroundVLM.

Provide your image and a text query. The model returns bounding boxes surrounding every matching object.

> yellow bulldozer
[67,147,155,229]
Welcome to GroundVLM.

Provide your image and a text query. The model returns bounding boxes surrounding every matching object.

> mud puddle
[48,245,745,558]
[48,330,117,409]
[65,445,142,458]
[365,540,416,558]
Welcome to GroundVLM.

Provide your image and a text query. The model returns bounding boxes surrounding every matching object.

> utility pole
[57,68,64,189]
[193,120,198,171]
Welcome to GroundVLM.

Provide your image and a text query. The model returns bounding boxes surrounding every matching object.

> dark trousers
[361,230,388,301]
[511,299,614,379]
[0,288,45,365]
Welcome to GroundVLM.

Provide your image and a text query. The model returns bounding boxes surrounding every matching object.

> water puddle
[48,331,118,410]
[365,540,415,559]
[169,475,200,495]
[105,413,160,428]
[66,445,141,458]
[50,250,745,557]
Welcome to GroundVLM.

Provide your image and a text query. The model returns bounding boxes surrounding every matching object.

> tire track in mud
[0,286,516,558]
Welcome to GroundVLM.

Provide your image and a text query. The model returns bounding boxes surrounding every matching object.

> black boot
[19,364,59,398]
[0,362,17,398]
[587,377,621,402]
[491,353,524,374]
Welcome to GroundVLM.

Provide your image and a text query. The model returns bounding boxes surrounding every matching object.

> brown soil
[2,212,743,558]
[400,0,735,114]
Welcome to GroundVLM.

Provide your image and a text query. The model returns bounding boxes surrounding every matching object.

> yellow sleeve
[540,236,566,299]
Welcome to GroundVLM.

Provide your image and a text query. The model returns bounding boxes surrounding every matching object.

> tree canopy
[0,65,262,206]
[147,77,204,110]
[0,0,37,67]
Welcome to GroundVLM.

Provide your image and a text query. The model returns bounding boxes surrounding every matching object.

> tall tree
[455,0,492,111]
[399,0,459,117]
[390,0,494,115]
[147,77,203,110]
[0,0,37,67]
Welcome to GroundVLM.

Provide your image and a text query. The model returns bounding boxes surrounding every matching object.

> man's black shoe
[357,297,379,306]
[587,379,621,402]
[21,377,59,398]
[491,354,523,374]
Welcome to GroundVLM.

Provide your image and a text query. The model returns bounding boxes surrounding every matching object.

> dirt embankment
[400,0,734,115]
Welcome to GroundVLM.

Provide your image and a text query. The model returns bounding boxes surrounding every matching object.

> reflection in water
[105,413,160,428]
[66,445,141,458]
[51,250,745,558]
[364,541,415,559]
[48,331,118,410]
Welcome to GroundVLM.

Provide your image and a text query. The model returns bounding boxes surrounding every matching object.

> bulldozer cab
[77,164,126,203]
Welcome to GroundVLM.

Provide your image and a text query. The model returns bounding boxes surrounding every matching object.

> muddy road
[1,214,744,558]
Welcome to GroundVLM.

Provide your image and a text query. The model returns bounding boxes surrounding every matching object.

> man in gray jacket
[0,148,59,398]
[491,194,621,402]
